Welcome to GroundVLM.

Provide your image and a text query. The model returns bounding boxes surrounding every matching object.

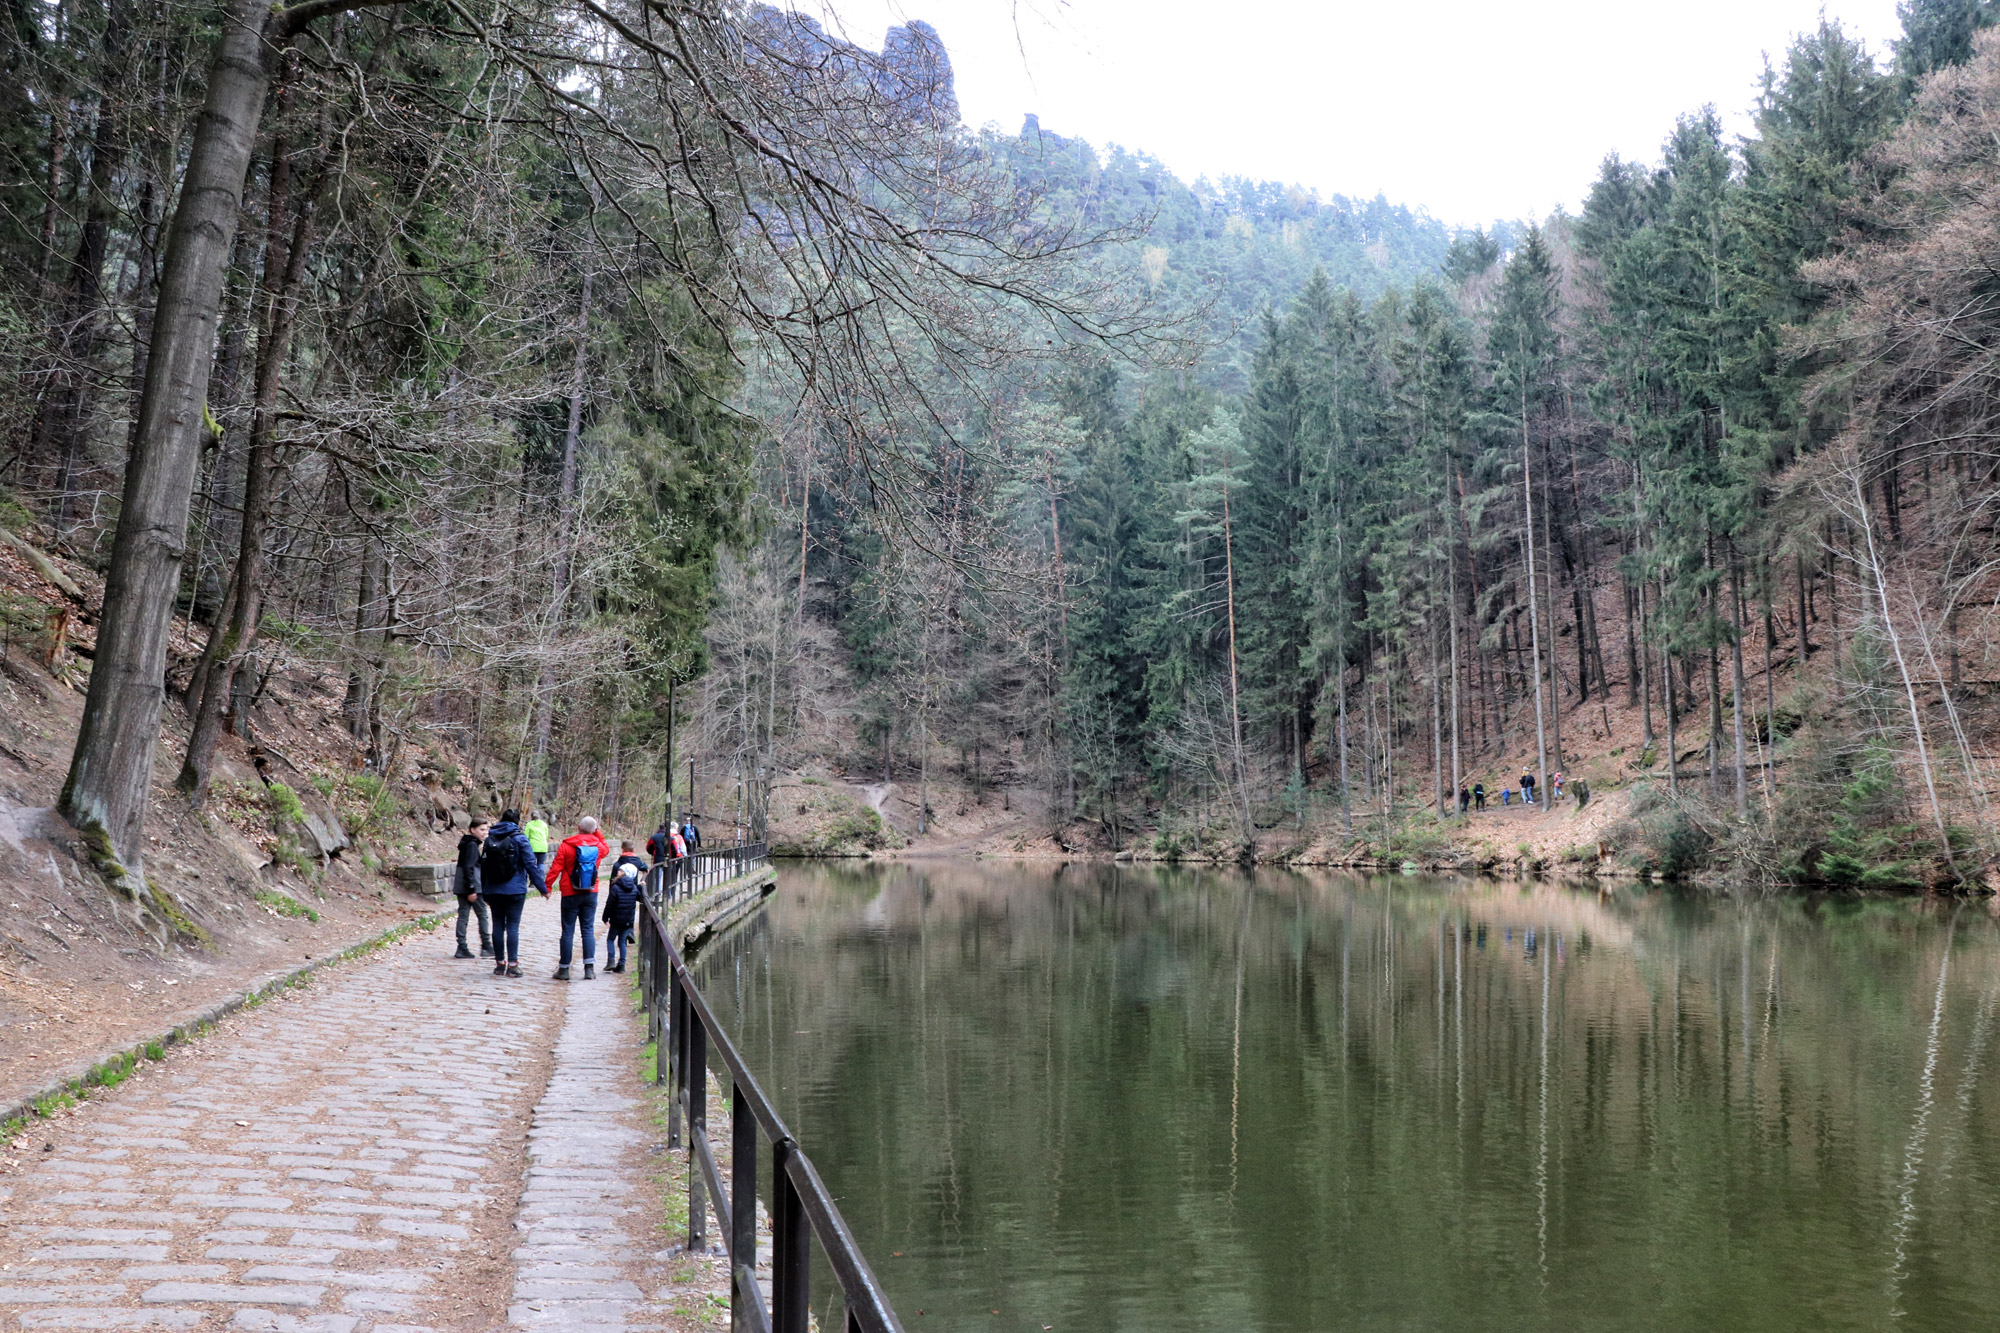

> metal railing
[638,856,904,1333]
[650,842,769,905]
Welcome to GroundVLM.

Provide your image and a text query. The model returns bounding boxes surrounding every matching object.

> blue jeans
[560,892,597,966]
[606,925,630,969]
[487,893,525,964]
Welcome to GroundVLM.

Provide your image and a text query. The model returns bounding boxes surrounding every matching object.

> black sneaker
[583,963,595,980]
[480,943,494,957]
[493,961,506,976]
[552,965,570,981]
[453,945,475,959]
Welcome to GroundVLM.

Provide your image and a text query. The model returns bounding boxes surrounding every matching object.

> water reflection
[697,863,2000,1332]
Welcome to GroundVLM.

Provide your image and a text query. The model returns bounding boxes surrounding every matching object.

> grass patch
[255,887,320,924]
[267,781,308,825]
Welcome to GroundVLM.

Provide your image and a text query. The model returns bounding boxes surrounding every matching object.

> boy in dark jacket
[602,853,644,974]
[611,840,648,882]
[453,820,493,959]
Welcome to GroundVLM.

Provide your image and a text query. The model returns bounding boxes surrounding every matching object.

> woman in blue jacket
[479,809,547,978]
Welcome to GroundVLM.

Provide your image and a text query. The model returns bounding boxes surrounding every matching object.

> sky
[804,0,1909,226]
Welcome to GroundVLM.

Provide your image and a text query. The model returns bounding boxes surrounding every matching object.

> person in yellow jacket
[523,810,552,877]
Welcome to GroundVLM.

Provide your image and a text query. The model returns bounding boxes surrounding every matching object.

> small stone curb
[0,909,446,1140]
[667,867,777,951]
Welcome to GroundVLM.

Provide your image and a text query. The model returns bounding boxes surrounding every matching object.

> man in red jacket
[546,816,612,981]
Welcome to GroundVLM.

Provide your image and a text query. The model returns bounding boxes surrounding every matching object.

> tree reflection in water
[697,863,2000,1333]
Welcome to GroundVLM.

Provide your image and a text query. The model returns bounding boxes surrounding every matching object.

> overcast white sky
[807,0,1907,225]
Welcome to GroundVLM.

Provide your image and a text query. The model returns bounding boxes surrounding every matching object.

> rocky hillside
[0,526,484,1112]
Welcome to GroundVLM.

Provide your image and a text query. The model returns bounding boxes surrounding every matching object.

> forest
[7,0,2000,891]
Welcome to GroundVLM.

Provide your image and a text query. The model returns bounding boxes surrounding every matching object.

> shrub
[267,781,307,826]
[1608,784,1719,878]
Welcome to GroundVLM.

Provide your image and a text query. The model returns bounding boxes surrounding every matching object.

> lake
[693,861,2000,1331]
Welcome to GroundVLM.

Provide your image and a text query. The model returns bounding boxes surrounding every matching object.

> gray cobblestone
[139,1284,325,1305]
[2,907,566,1332]
[16,1312,205,1328]
[505,950,683,1332]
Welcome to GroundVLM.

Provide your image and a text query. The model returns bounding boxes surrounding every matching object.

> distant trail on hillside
[863,782,896,831]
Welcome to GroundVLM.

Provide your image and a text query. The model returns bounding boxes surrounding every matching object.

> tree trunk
[1853,468,1956,877]
[1663,644,1680,795]
[1638,578,1654,748]
[1540,435,1564,780]
[1707,635,1723,794]
[1521,441,1550,806]
[1447,520,1462,821]
[1624,572,1641,708]
[531,259,595,778]
[344,532,382,742]
[1729,551,1749,818]
[1430,592,1445,819]
[1221,482,1253,842]
[178,150,319,805]
[1334,663,1352,836]
[60,0,278,891]
[1763,558,1778,815]
[36,0,130,544]
[34,96,67,291]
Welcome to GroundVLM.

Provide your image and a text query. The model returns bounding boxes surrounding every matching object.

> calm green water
[694,862,2000,1331]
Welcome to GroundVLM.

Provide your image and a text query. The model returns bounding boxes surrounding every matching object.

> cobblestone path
[509,948,667,1333]
[0,897,720,1333]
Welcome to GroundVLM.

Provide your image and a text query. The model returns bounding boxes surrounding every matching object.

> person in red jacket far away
[546,816,612,981]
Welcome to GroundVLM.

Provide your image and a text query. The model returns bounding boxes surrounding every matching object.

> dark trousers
[487,894,526,964]
[605,923,631,969]
[560,892,597,965]
[455,894,490,950]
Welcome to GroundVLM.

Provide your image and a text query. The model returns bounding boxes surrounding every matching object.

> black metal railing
[638,856,903,1333]
[649,842,769,905]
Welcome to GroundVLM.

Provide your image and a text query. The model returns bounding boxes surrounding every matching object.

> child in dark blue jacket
[602,847,645,973]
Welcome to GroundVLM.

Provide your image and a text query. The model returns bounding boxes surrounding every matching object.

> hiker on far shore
[1520,770,1537,805]
[480,809,547,980]
[546,816,611,981]
[452,819,493,960]
[1473,781,1486,811]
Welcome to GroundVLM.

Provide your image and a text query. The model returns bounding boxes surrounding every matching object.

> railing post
[687,1012,708,1254]
[772,1140,808,1333]
[667,973,684,1149]
[654,940,669,1089]
[731,1081,757,1273]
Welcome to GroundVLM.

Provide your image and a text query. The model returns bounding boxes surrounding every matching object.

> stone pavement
[508,942,657,1332]
[0,894,719,1333]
